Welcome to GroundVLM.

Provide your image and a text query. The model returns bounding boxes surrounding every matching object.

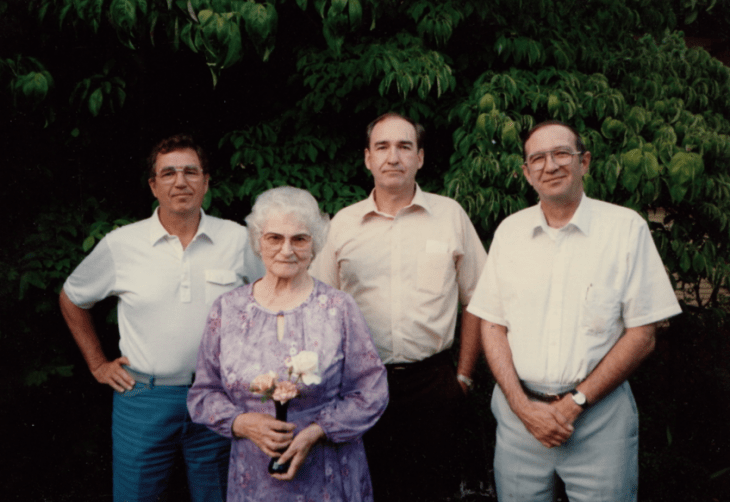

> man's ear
[580,151,591,176]
[364,148,373,173]
[148,177,159,198]
[522,163,534,188]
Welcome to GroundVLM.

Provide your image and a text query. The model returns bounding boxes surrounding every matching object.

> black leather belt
[385,350,452,377]
[520,382,568,403]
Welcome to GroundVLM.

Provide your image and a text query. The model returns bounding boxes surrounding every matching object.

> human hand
[232,413,296,457]
[91,356,135,392]
[515,400,574,448]
[551,394,583,427]
[270,423,326,481]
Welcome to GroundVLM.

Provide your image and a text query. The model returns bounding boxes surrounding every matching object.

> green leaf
[679,250,691,272]
[692,251,706,274]
[547,93,559,116]
[621,148,642,172]
[82,235,96,252]
[88,88,103,116]
[479,93,496,113]
[641,152,660,179]
[667,151,703,184]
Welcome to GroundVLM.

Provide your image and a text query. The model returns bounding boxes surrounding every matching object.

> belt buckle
[545,392,561,403]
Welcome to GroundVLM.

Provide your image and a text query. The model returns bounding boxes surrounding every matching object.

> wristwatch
[569,389,588,408]
[457,374,474,390]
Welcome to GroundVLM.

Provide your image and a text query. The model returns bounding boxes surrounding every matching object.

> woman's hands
[232,413,296,457]
[270,424,326,481]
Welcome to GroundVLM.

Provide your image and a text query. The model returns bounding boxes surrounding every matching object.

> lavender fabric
[187,279,389,502]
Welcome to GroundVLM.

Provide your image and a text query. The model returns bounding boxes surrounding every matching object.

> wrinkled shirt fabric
[63,208,264,376]
[187,279,388,502]
[310,185,487,364]
[468,194,682,386]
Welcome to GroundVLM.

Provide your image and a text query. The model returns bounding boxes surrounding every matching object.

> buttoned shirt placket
[544,228,568,380]
[390,212,403,361]
[164,234,193,304]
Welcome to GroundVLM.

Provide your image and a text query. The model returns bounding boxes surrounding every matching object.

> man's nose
[386,146,399,163]
[173,170,189,186]
[544,153,559,172]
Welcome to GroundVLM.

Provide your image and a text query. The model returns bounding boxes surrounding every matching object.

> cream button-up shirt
[310,185,487,364]
[63,209,265,376]
[468,194,682,386]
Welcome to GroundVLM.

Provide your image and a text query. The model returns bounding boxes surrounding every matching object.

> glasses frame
[525,148,583,171]
[154,165,206,184]
[261,232,313,252]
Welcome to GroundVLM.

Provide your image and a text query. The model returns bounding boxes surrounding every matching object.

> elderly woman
[187,186,388,501]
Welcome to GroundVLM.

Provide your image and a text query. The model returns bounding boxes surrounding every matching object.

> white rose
[287,350,322,385]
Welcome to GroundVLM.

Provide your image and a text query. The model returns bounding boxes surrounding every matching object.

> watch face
[571,390,586,405]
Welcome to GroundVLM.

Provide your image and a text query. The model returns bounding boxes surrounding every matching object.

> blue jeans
[112,382,229,502]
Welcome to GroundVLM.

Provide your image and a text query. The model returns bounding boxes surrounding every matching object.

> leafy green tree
[2,0,730,498]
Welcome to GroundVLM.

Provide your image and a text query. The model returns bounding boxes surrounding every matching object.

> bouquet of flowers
[249,350,322,474]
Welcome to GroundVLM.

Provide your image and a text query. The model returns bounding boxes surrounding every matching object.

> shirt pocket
[579,286,622,337]
[416,251,452,295]
[205,269,238,304]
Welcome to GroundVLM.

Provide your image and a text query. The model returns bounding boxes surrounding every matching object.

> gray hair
[245,186,330,259]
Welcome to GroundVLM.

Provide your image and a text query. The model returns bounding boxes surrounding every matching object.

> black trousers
[364,351,467,502]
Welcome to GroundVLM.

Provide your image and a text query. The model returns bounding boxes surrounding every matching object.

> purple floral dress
[187,279,388,502]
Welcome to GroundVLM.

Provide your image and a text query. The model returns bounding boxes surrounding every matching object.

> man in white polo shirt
[467,120,681,501]
[59,134,264,502]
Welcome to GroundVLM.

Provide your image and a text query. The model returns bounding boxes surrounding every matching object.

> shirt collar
[361,184,432,220]
[149,208,212,245]
[531,192,591,237]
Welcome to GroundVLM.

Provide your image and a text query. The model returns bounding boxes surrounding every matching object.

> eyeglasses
[155,165,205,184]
[261,233,312,251]
[525,148,582,171]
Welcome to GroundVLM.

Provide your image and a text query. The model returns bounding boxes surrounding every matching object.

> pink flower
[250,371,277,394]
[272,380,299,402]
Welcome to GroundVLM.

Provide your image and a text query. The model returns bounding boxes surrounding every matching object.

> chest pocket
[205,269,238,304]
[579,286,622,337]
[416,252,453,295]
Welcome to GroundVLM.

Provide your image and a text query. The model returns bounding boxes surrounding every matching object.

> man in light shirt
[467,120,682,501]
[310,112,487,501]
[59,134,264,502]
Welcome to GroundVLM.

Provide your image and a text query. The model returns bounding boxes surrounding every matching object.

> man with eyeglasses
[467,120,681,501]
[310,112,487,501]
[59,134,264,502]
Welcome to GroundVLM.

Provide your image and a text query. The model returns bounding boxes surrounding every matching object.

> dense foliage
[2,0,729,499]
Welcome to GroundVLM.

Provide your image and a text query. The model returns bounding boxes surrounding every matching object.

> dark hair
[365,112,426,150]
[522,120,586,159]
[147,134,209,179]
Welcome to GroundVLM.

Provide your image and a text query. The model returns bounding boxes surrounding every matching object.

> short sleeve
[622,219,682,328]
[63,237,117,309]
[455,206,487,306]
[467,228,508,327]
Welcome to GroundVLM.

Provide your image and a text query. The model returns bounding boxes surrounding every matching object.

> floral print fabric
[187,279,388,502]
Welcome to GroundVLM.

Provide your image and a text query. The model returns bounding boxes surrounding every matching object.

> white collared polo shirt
[64,209,265,376]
